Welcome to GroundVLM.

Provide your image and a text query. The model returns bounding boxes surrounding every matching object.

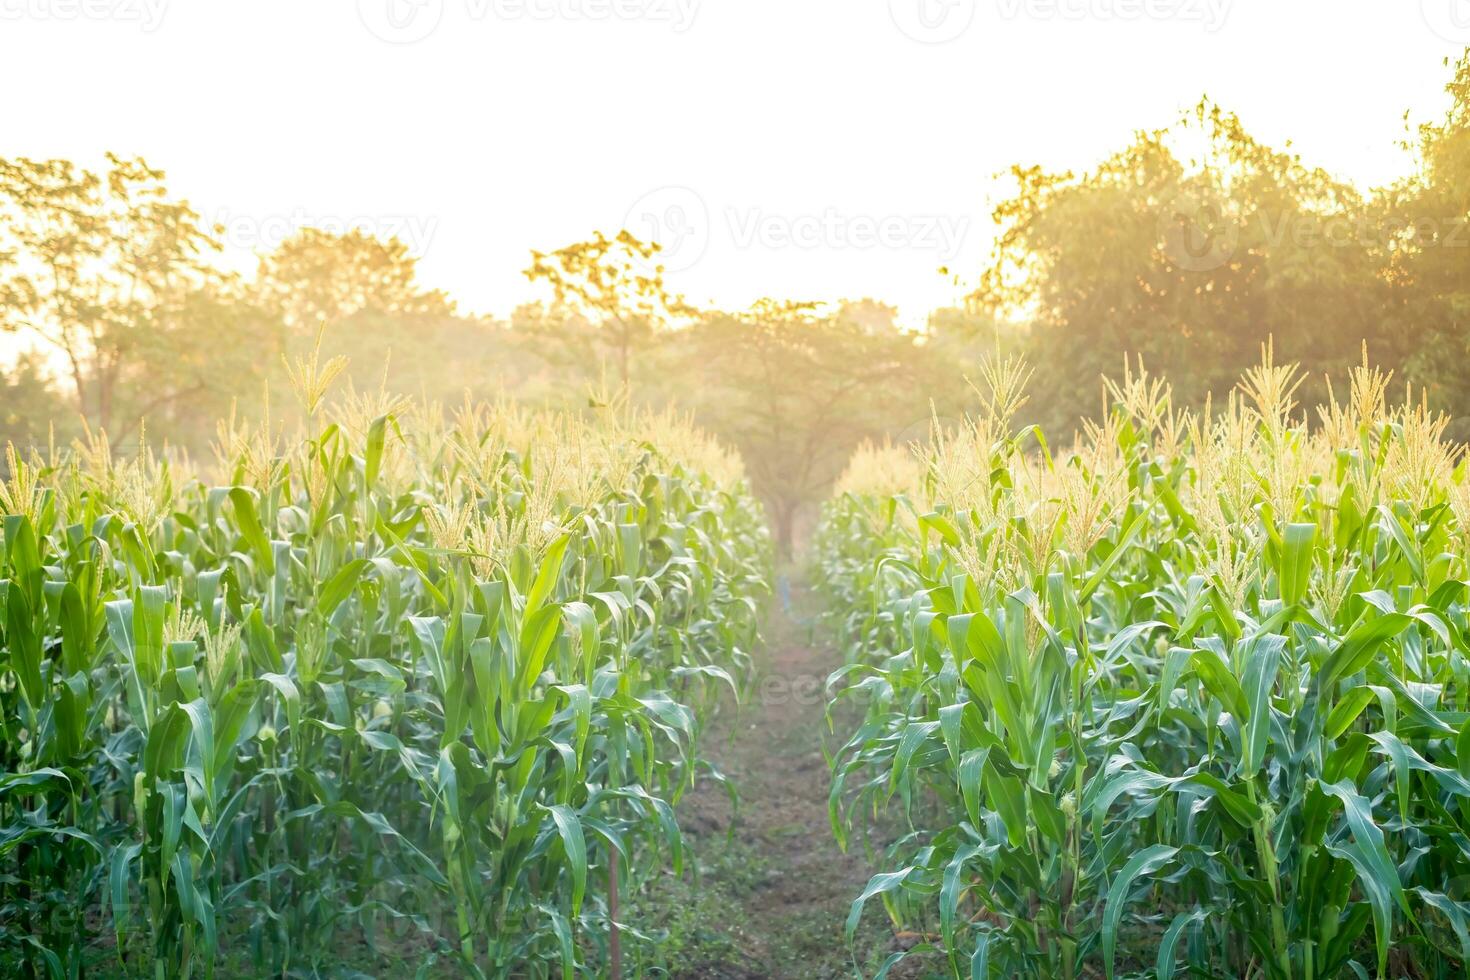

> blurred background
[3,0,1470,553]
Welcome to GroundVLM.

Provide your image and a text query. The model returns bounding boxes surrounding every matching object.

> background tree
[0,353,76,449]
[253,228,455,330]
[523,231,689,389]
[251,228,536,410]
[973,103,1396,433]
[682,299,946,555]
[833,297,901,335]
[0,154,234,432]
[1381,52,1470,415]
[507,300,599,388]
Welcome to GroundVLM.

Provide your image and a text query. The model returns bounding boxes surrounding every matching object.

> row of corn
[0,377,768,978]
[816,352,1470,979]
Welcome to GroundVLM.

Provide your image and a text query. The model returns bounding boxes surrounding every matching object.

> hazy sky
[1,0,1466,327]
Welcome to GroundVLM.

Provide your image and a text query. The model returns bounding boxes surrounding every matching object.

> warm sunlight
[5,4,1470,979]
[1,2,1462,327]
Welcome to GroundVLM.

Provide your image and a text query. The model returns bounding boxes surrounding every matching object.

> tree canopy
[4,52,1470,546]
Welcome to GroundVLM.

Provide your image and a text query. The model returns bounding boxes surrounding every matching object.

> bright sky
[0,0,1465,330]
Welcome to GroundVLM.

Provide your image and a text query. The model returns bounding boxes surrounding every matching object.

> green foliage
[0,353,77,449]
[0,395,768,977]
[0,154,259,435]
[254,228,456,331]
[975,53,1470,437]
[682,299,950,556]
[523,231,690,389]
[818,353,1470,979]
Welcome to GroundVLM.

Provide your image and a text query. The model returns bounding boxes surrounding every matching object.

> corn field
[0,369,769,977]
[817,351,1470,979]
[14,339,1470,980]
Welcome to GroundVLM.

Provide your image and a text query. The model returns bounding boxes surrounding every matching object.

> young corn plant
[0,379,768,978]
[821,352,1470,979]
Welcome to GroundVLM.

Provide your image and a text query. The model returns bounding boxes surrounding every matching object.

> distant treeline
[977,53,1470,436]
[3,52,1469,552]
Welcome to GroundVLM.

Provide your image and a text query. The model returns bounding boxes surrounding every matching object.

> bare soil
[644,576,918,980]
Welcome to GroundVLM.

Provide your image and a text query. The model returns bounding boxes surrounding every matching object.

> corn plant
[0,381,768,978]
[820,352,1470,979]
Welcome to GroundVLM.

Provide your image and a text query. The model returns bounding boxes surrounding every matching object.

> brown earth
[636,575,927,980]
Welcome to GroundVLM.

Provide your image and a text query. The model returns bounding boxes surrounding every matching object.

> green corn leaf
[1277,522,1317,606]
[1321,779,1410,978]
[1189,647,1247,721]
[1326,687,1376,739]
[5,578,43,708]
[1157,907,1209,980]
[316,557,371,616]
[846,867,915,943]
[544,804,587,916]
[227,487,275,576]
[1241,634,1283,776]
[1103,844,1178,980]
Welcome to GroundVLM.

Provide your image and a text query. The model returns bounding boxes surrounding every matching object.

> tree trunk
[97,369,113,433]
[770,497,796,559]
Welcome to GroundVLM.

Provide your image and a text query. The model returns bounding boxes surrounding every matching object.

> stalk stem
[1248,781,1291,980]
[609,844,622,979]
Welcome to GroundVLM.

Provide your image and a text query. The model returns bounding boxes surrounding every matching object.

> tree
[1380,52,1470,413]
[508,301,597,381]
[0,154,230,431]
[0,352,77,449]
[973,102,1394,432]
[124,280,282,450]
[926,304,1008,345]
[253,228,454,330]
[683,300,939,555]
[833,298,901,335]
[523,231,689,389]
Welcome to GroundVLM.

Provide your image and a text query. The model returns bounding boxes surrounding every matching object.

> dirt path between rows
[651,575,905,980]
